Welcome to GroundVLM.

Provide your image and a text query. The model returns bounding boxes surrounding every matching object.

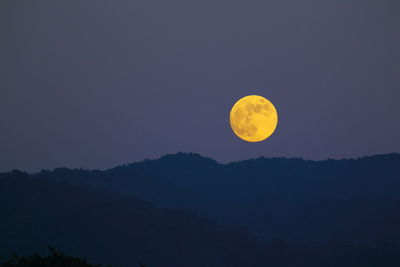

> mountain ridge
[10,152,397,174]
[3,152,399,244]
[2,152,400,266]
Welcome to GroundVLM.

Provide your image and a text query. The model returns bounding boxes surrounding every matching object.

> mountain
[31,152,400,243]
[0,170,263,267]
[2,153,400,266]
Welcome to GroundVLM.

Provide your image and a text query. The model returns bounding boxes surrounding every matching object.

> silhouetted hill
[0,171,263,267]
[32,153,400,243]
[2,154,400,266]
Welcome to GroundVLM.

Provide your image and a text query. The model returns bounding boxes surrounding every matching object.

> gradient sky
[1,0,399,171]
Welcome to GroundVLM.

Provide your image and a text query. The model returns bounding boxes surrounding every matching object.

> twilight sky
[1,0,399,171]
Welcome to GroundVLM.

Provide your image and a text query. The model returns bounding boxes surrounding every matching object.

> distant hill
[0,171,262,267]
[2,153,400,266]
[25,152,400,243]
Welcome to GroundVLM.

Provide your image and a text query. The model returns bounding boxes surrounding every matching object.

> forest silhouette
[1,247,102,267]
[1,153,400,266]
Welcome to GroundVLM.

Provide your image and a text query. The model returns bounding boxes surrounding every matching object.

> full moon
[230,95,278,142]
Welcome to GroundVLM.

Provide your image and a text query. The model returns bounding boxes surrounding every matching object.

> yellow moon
[230,95,278,142]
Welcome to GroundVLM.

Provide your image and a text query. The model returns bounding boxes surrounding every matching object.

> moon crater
[230,95,278,142]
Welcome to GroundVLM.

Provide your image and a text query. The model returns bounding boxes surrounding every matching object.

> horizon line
[2,151,399,174]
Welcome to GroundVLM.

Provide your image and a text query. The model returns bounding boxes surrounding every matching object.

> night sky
[1,0,399,171]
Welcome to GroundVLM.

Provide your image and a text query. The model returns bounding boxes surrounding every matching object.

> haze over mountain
[24,153,400,243]
[2,153,400,266]
[0,171,262,267]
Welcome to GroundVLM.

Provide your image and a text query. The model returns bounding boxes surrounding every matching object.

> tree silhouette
[1,247,101,267]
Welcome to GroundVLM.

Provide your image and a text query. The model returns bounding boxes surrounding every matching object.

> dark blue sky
[1,0,399,171]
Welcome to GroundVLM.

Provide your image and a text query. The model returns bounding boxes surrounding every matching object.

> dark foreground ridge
[1,247,147,267]
[1,153,400,266]
[1,247,101,267]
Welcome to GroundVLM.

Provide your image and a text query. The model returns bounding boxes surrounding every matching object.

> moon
[230,95,278,142]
